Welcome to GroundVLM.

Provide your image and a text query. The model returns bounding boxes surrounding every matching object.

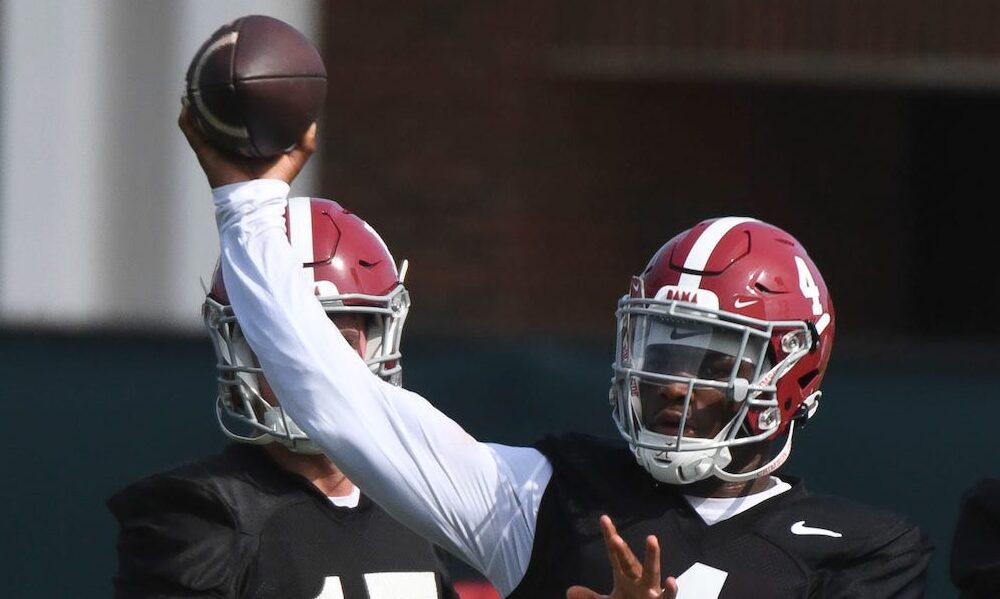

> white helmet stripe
[287,196,316,286]
[677,217,758,289]
[189,32,248,139]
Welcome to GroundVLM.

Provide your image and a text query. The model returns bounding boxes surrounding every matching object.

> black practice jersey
[950,477,1000,599]
[509,433,932,599]
[107,444,459,599]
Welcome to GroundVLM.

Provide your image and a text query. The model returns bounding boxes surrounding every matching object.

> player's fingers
[611,530,644,580]
[661,576,679,599]
[287,122,317,160]
[612,535,642,581]
[300,121,318,153]
[177,104,196,143]
[282,122,316,178]
[177,103,211,154]
[598,515,621,572]
[599,515,637,580]
[598,515,617,549]
[565,585,605,599]
[642,535,661,589]
[177,102,196,137]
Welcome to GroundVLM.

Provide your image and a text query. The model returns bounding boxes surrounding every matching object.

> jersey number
[676,562,728,599]
[315,572,438,599]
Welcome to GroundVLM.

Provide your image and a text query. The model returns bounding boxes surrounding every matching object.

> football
[185,14,327,158]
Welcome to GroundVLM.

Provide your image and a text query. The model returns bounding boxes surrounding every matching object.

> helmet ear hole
[797,369,819,390]
[805,321,821,352]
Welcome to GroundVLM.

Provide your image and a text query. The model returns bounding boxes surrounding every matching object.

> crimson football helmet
[611,217,834,484]
[203,197,410,454]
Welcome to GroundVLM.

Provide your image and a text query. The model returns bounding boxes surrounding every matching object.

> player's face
[259,313,368,405]
[638,345,750,439]
[330,313,369,359]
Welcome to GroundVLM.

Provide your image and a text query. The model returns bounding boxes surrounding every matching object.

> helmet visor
[631,317,771,383]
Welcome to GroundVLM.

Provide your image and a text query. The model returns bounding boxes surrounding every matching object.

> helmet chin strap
[704,351,802,484]
[216,396,273,445]
[639,422,736,485]
[712,421,795,483]
[639,417,796,486]
[669,446,734,484]
[263,408,324,455]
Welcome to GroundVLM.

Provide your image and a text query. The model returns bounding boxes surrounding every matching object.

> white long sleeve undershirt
[212,179,552,596]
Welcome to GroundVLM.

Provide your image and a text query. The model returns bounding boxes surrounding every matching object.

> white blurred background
[0,0,322,333]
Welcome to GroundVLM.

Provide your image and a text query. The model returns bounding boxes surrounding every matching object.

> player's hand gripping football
[178,102,317,188]
[566,515,679,599]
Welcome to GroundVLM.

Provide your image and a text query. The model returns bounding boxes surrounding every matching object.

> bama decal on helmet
[653,285,720,310]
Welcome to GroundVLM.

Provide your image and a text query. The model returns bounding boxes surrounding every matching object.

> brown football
[185,15,327,158]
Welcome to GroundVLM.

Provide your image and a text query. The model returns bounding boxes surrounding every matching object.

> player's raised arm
[179,106,549,596]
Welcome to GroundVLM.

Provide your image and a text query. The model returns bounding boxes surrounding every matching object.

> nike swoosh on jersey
[733,298,758,308]
[790,520,843,537]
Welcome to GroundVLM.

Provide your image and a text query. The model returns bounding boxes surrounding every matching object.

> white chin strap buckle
[680,456,715,483]
[645,444,733,485]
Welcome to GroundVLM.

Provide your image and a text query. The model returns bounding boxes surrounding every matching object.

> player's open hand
[566,515,678,599]
[178,102,316,188]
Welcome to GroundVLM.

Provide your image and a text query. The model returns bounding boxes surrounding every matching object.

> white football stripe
[287,197,316,286]
[677,217,758,289]
[190,32,248,139]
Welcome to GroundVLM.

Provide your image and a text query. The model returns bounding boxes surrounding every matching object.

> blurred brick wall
[549,0,1000,56]
[316,3,995,342]
[318,2,570,338]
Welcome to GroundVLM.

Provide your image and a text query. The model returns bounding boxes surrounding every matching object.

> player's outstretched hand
[566,515,678,599]
[178,102,316,188]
